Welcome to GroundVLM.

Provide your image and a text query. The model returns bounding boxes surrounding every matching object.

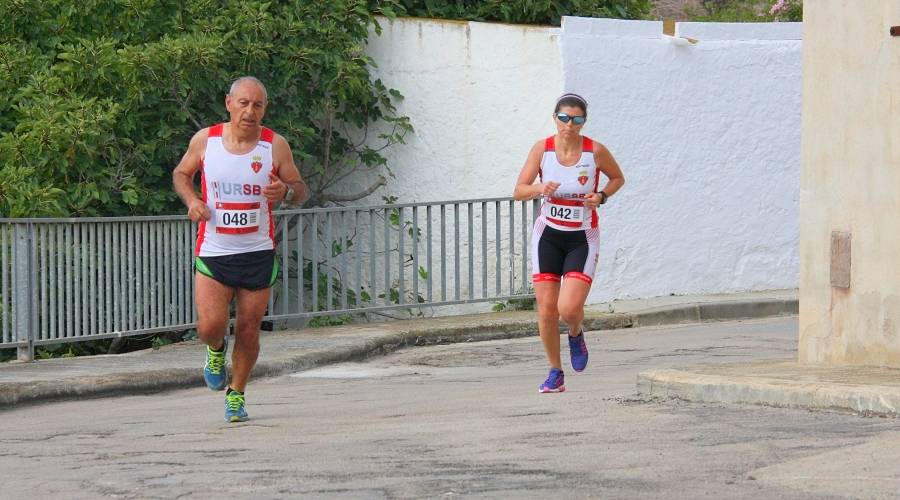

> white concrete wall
[561,18,801,302]
[356,16,802,305]
[562,17,801,303]
[349,17,562,203]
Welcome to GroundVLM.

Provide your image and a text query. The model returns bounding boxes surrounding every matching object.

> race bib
[215,201,261,234]
[543,199,586,224]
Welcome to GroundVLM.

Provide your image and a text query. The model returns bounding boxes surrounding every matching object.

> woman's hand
[540,181,561,198]
[583,192,602,209]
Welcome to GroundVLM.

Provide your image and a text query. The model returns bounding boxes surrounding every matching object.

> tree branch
[322,103,333,174]
[317,175,385,204]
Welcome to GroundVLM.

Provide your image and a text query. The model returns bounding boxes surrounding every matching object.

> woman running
[513,93,625,393]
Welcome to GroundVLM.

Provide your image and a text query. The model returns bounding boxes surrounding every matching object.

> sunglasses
[555,113,586,125]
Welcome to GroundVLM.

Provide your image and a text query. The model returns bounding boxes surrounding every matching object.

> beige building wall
[800,1,900,365]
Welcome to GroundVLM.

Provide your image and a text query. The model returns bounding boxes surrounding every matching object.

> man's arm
[172,129,211,221]
[263,134,309,205]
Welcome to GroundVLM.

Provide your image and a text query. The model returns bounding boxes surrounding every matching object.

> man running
[173,76,308,422]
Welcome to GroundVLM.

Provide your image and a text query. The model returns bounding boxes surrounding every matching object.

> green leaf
[121,189,139,205]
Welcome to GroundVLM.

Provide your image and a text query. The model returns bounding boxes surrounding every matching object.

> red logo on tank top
[250,155,263,173]
[577,170,588,186]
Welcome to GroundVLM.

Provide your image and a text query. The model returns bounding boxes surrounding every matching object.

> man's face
[225,82,267,130]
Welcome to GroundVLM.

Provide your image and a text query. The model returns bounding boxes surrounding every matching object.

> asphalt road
[3,317,899,499]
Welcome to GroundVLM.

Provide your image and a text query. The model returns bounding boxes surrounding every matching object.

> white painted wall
[558,18,801,303]
[347,17,562,203]
[356,16,801,305]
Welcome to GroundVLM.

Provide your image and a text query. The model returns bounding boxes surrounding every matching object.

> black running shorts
[531,220,599,285]
[194,249,279,290]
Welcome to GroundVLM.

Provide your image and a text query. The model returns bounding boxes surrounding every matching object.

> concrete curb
[1,297,797,408]
[628,298,798,327]
[636,368,900,416]
[3,369,204,406]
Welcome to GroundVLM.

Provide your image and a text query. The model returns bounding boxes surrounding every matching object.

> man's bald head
[225,76,269,132]
[229,76,268,103]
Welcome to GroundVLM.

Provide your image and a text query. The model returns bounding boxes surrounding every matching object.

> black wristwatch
[599,190,608,205]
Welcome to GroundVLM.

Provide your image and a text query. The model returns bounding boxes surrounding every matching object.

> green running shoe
[203,337,228,391]
[224,390,249,422]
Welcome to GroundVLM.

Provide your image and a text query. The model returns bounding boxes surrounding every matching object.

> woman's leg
[532,220,566,370]
[558,226,599,336]
[535,281,562,369]
[557,276,592,336]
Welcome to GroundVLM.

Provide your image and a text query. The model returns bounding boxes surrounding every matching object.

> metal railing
[1,198,539,361]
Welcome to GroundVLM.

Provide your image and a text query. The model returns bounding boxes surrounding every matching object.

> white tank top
[537,135,601,231]
[195,123,277,257]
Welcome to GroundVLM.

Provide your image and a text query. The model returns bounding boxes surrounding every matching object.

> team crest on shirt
[250,155,263,173]
[577,170,589,186]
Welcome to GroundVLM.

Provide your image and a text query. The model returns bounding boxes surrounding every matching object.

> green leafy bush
[397,0,651,24]
[686,0,802,22]
[0,0,410,217]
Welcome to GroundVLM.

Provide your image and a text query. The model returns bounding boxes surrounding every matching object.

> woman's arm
[584,142,624,209]
[594,143,624,196]
[514,140,559,201]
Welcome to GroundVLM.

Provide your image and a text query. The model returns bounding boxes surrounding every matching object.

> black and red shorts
[531,219,599,285]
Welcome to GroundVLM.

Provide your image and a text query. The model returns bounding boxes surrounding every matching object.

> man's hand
[263,173,287,202]
[187,199,211,222]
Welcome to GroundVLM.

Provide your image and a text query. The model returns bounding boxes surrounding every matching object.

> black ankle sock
[210,341,225,352]
[226,387,243,396]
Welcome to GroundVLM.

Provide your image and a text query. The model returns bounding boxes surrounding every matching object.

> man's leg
[195,272,234,350]
[196,272,235,391]
[229,286,270,392]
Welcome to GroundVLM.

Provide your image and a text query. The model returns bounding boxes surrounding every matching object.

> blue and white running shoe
[224,390,249,423]
[203,337,228,391]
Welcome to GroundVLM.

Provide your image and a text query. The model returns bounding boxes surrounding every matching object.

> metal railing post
[15,223,34,362]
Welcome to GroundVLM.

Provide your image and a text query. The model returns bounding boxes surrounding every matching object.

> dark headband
[556,93,587,108]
